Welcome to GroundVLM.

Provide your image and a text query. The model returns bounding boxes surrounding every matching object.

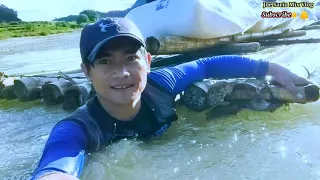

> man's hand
[267,62,312,99]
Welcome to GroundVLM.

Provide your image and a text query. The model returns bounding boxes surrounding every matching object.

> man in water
[31,17,309,180]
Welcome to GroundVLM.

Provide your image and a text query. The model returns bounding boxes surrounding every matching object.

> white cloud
[1,0,136,21]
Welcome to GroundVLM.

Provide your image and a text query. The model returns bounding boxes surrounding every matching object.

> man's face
[82,39,151,106]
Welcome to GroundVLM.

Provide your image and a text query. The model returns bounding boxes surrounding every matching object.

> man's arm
[31,121,87,180]
[148,55,269,96]
[38,173,79,180]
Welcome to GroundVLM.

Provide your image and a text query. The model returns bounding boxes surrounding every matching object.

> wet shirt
[89,95,168,140]
[31,55,269,179]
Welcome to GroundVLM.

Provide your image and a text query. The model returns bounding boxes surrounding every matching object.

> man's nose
[112,66,130,79]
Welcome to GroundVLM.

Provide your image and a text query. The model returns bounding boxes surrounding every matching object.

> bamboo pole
[298,25,320,31]
[184,79,319,112]
[234,30,306,41]
[259,38,320,46]
[146,30,306,55]
[190,42,261,57]
[0,77,15,99]
[41,73,87,105]
[183,80,234,111]
[151,42,261,68]
[146,36,228,55]
[13,72,86,102]
[1,70,83,98]
[1,85,17,100]
[13,77,58,101]
[227,83,319,104]
[62,82,93,111]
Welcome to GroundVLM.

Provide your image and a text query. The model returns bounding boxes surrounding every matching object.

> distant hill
[99,9,131,18]
[54,9,131,22]
[53,0,156,22]
[0,4,21,22]
[53,15,79,22]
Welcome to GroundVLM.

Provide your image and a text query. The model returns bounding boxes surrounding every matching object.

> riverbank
[0,30,81,76]
[0,21,82,40]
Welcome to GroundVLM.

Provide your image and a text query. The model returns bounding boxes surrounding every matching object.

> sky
[1,0,136,21]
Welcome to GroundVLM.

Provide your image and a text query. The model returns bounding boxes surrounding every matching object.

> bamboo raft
[0,70,92,111]
[182,65,319,119]
[183,78,319,110]
[0,24,320,117]
[0,65,319,116]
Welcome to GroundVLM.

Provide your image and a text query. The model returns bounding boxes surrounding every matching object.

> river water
[0,30,319,180]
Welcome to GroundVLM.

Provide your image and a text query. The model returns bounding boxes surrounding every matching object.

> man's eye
[99,60,110,64]
[127,56,138,61]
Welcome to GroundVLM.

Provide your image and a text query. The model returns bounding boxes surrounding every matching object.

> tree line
[0,4,21,22]
[54,9,131,23]
[54,0,157,24]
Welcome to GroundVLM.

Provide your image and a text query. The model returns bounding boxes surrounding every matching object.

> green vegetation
[54,9,130,22]
[0,3,83,40]
[53,15,79,22]
[76,14,89,24]
[0,21,82,40]
[79,10,100,22]
[0,0,156,39]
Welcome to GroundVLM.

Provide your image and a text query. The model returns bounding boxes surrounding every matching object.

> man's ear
[146,52,152,73]
[80,63,91,81]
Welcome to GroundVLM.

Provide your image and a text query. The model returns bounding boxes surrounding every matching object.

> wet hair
[84,36,147,71]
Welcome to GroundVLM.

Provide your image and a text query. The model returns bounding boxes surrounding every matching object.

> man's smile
[110,84,135,90]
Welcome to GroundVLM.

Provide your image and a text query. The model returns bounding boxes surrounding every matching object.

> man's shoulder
[54,103,102,151]
[54,104,91,131]
[147,72,173,96]
[69,103,90,115]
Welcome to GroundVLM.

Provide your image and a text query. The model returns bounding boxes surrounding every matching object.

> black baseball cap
[80,17,146,64]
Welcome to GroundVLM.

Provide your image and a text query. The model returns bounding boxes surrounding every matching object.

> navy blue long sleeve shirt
[31,55,269,179]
